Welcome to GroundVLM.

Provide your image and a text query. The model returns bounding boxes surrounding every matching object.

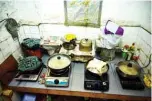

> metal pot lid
[80,38,92,46]
[118,61,139,76]
[86,58,108,76]
[48,54,71,70]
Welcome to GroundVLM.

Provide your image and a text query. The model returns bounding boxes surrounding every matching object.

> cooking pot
[63,39,76,50]
[86,58,109,77]
[47,54,71,75]
[116,61,140,79]
[79,38,92,52]
[95,47,115,61]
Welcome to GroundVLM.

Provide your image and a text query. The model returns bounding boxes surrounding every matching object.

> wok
[116,61,140,79]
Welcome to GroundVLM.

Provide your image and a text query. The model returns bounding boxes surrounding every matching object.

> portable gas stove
[116,69,145,90]
[14,66,43,81]
[84,68,109,91]
[45,66,71,87]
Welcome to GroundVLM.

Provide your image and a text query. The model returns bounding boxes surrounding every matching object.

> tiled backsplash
[18,24,151,70]
[136,28,151,72]
[0,24,23,64]
[0,23,151,73]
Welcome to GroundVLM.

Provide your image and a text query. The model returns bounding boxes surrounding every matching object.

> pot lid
[118,61,139,76]
[48,54,71,70]
[80,38,92,45]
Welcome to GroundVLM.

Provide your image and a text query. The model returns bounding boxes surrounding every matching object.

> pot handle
[106,63,109,71]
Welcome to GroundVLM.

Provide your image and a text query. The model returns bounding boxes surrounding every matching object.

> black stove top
[15,64,44,81]
[116,69,145,90]
[49,68,70,77]
[84,69,109,91]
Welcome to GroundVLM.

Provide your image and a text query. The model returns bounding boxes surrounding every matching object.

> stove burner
[49,68,69,77]
[116,69,145,90]
[45,66,71,87]
[84,68,109,91]
[15,65,44,81]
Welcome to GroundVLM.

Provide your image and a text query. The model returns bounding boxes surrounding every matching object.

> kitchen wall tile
[13,40,20,50]
[66,26,86,39]
[121,27,139,47]
[30,34,41,39]
[136,37,150,56]
[0,39,9,50]
[138,59,144,67]
[29,26,40,34]
[39,24,45,33]
[139,51,147,65]
[86,27,100,39]
[23,26,31,34]
[0,51,4,64]
[138,28,151,46]
[2,47,12,60]
[18,33,23,43]
[12,48,23,62]
[18,26,25,36]
[0,29,11,42]
[40,24,52,32]
[7,37,14,45]
[25,34,32,38]
[0,21,6,31]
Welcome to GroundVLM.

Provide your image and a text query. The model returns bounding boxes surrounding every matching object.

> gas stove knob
[103,82,107,86]
[54,79,59,84]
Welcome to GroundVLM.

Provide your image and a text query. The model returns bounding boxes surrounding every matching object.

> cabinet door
[0,55,18,85]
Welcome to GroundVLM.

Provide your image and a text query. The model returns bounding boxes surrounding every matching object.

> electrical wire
[0,19,7,24]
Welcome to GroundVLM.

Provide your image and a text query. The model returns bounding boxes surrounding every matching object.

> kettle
[79,38,92,52]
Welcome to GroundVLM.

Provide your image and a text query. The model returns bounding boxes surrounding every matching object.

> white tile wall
[138,28,151,46]
[19,25,142,42]
[23,26,31,34]
[121,27,139,47]
[0,40,9,50]
[12,47,23,62]
[0,24,23,64]
[0,51,4,64]
[29,26,40,34]
[139,51,147,65]
[136,27,151,72]
[2,47,12,60]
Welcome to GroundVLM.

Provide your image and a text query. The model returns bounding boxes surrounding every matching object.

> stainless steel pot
[47,54,71,74]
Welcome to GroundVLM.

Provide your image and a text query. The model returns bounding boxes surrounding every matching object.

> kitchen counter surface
[9,55,151,101]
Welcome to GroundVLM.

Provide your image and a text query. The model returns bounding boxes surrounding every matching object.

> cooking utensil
[47,54,71,74]
[86,58,109,77]
[79,38,92,52]
[63,39,76,50]
[95,47,115,61]
[116,61,140,79]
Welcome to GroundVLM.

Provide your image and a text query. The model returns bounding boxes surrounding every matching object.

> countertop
[8,55,151,101]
